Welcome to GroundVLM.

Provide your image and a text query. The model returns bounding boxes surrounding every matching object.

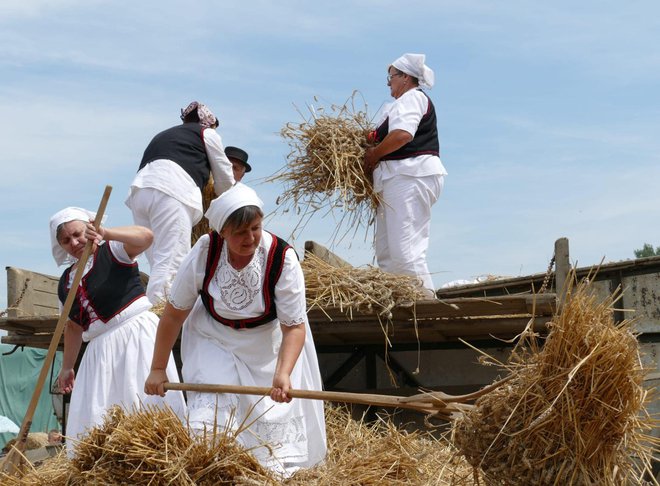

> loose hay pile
[267,95,378,242]
[1,405,478,485]
[301,252,429,321]
[288,406,478,486]
[452,276,659,485]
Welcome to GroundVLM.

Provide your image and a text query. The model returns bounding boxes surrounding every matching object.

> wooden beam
[554,237,570,307]
[304,241,352,268]
[307,294,556,322]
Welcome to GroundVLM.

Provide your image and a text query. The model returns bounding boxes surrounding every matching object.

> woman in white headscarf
[364,53,448,296]
[145,183,327,477]
[50,208,185,456]
[126,101,236,305]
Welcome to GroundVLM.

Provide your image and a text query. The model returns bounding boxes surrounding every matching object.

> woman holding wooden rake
[145,183,326,477]
[364,53,447,296]
[49,207,185,456]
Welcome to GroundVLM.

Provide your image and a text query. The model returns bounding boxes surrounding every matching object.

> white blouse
[170,231,307,327]
[372,89,447,193]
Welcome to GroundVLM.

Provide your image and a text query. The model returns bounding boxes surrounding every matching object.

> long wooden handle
[2,186,112,473]
[163,382,443,414]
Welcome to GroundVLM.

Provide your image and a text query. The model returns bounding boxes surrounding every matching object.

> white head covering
[205,183,264,232]
[49,207,104,266]
[391,53,435,89]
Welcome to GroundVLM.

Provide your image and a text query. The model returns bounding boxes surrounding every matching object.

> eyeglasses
[387,73,404,82]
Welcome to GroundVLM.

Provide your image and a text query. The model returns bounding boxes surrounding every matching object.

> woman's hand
[364,147,380,175]
[270,372,292,403]
[144,369,169,397]
[84,220,104,246]
[57,368,75,394]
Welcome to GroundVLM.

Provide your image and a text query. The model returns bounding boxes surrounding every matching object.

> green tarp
[0,343,62,449]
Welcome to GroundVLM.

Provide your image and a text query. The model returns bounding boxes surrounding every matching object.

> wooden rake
[164,376,511,421]
[1,186,112,476]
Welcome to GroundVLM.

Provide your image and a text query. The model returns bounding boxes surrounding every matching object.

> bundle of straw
[191,175,217,246]
[452,275,659,485]
[301,252,429,320]
[1,405,276,486]
[267,94,378,242]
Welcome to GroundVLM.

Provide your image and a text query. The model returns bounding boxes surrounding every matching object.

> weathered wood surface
[307,294,555,345]
[1,294,556,349]
[5,267,59,318]
[304,241,352,268]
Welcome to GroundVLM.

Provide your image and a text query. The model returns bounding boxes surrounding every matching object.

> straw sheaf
[452,275,659,485]
[1,405,478,485]
[151,253,429,321]
[301,252,428,320]
[191,175,217,246]
[267,94,378,242]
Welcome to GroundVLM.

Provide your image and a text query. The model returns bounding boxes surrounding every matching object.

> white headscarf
[49,207,105,266]
[205,183,264,233]
[391,53,435,89]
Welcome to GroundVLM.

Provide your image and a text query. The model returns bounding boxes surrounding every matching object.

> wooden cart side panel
[6,267,59,318]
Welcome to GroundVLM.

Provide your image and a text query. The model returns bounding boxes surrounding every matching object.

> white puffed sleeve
[387,89,428,137]
[202,128,235,195]
[274,247,308,327]
[168,234,210,310]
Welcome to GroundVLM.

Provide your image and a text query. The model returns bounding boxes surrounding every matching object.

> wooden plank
[0,316,59,334]
[5,267,59,318]
[304,241,352,268]
[0,294,556,349]
[1,334,61,350]
[555,237,570,306]
[310,316,551,345]
[308,294,556,322]
[436,254,660,299]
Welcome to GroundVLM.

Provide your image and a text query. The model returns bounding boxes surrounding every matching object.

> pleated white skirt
[66,308,185,455]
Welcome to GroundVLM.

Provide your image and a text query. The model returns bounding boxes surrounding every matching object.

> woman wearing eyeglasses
[364,53,447,297]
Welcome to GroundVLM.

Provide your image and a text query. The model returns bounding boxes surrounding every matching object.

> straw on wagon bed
[452,274,660,485]
[267,94,378,242]
[301,252,429,321]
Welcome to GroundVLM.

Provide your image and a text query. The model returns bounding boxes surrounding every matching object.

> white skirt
[66,309,186,455]
[181,299,326,475]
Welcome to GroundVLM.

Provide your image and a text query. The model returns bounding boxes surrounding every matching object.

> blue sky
[1,1,659,309]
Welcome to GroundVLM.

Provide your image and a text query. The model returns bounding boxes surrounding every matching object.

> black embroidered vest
[200,231,292,329]
[139,122,210,190]
[58,243,146,330]
[374,89,439,160]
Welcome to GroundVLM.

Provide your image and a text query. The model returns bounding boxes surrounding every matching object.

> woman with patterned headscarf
[126,101,235,305]
[364,53,448,296]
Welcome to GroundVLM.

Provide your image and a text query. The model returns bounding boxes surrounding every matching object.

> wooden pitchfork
[1,186,112,476]
[164,375,512,420]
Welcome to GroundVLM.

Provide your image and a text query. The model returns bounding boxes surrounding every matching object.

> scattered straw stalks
[452,273,659,485]
[0,405,479,485]
[288,405,479,486]
[267,93,378,243]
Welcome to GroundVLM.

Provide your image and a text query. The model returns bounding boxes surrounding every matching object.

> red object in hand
[367,130,378,143]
